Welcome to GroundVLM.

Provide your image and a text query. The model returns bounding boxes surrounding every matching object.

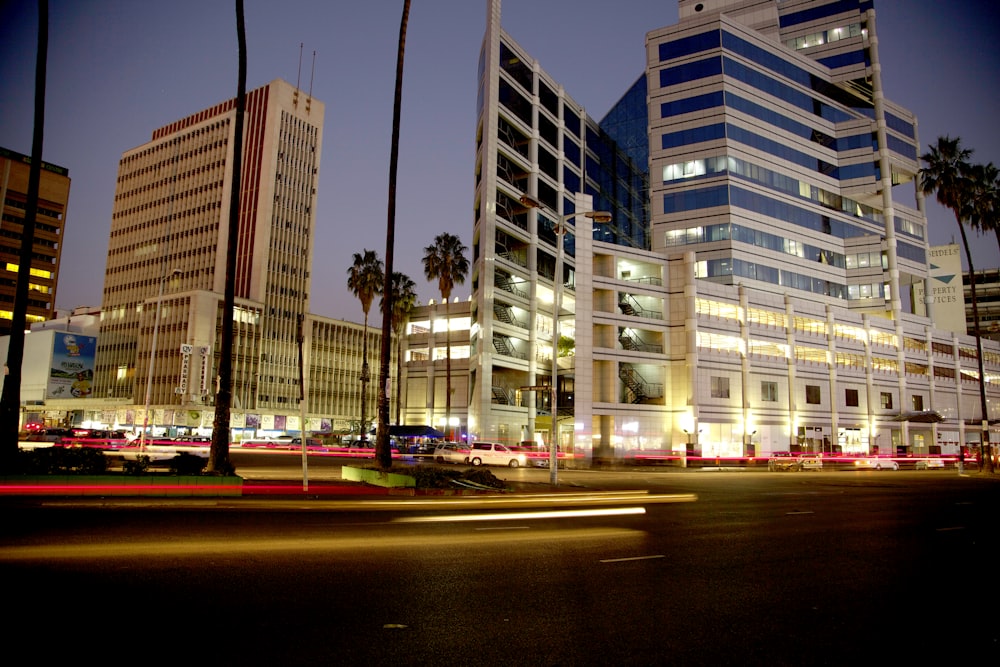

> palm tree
[422,233,469,441]
[0,0,48,473]
[963,161,1000,259]
[375,0,411,470]
[347,249,384,444]
[208,0,246,475]
[920,136,993,473]
[381,272,417,425]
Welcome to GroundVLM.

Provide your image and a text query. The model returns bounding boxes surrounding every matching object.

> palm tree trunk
[208,0,245,474]
[0,0,47,472]
[375,0,410,469]
[956,215,993,472]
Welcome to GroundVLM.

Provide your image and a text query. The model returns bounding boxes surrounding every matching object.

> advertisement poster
[46,333,97,399]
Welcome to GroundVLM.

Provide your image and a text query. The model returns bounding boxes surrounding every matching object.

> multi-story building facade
[75,79,384,439]
[400,298,472,440]
[964,268,1000,342]
[470,0,1000,462]
[0,147,70,335]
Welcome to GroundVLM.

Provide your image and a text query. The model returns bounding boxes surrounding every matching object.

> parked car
[854,456,899,470]
[433,442,469,464]
[408,441,438,457]
[468,441,527,467]
[767,452,797,471]
[24,427,73,443]
[915,457,946,470]
[239,436,295,449]
[796,454,824,471]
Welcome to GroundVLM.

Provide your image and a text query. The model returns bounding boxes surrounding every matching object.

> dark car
[767,452,797,471]
[407,442,438,457]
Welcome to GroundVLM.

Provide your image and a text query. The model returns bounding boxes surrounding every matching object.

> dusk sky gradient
[1,0,998,325]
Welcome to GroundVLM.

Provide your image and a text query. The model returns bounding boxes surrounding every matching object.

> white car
[854,456,899,470]
[468,442,528,467]
[433,442,470,464]
[915,458,946,470]
[796,454,824,471]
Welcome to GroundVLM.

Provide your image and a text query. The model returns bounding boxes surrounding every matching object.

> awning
[891,411,945,423]
[388,425,446,438]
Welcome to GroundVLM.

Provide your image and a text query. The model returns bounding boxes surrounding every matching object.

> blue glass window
[726,93,835,149]
[499,42,532,93]
[498,79,532,127]
[661,123,726,150]
[722,31,812,87]
[538,113,559,151]
[726,124,837,177]
[817,49,868,69]
[729,186,868,239]
[896,241,926,264]
[835,133,875,152]
[663,185,729,213]
[658,29,721,61]
[563,105,581,138]
[885,112,915,139]
[659,57,723,88]
[838,162,877,180]
[722,58,853,123]
[661,91,724,118]
[563,166,581,195]
[885,134,917,161]
[564,136,580,167]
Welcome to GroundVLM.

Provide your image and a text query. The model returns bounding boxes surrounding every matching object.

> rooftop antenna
[307,50,316,113]
[294,42,303,107]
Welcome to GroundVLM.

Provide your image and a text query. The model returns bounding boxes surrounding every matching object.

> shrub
[459,467,505,489]
[402,465,507,489]
[169,452,208,475]
[16,446,109,474]
[122,456,151,475]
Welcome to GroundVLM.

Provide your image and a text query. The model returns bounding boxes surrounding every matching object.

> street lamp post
[519,195,611,484]
[140,267,181,451]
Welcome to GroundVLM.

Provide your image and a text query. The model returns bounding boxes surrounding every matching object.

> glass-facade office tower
[653,0,926,318]
[470,0,649,446]
[471,0,998,460]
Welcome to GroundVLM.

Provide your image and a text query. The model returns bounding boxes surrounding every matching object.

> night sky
[1,0,997,324]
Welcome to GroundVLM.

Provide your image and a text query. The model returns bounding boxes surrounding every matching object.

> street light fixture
[519,194,611,484]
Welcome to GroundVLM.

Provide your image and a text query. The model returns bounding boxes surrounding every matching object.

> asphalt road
[3,466,997,665]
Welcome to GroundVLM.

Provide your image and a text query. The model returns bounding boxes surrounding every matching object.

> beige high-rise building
[94,79,325,430]
[0,146,70,335]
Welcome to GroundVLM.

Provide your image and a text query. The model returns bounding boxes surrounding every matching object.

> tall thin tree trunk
[376,0,411,469]
[209,0,246,474]
[956,215,993,472]
[0,0,47,473]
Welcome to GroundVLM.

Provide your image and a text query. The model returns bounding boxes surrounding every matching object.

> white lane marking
[600,554,665,563]
[395,507,646,523]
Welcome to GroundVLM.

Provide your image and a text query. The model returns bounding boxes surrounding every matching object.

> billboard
[912,244,965,335]
[46,333,97,399]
